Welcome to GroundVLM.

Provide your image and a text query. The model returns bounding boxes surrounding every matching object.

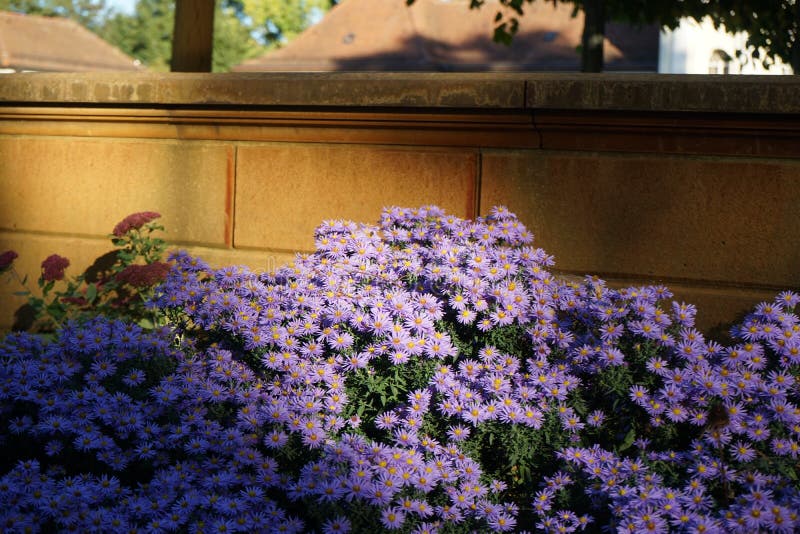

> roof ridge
[58,15,138,64]
[0,9,78,23]
[0,9,141,71]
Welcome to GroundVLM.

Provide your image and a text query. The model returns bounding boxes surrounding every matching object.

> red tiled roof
[235,0,658,72]
[0,10,141,72]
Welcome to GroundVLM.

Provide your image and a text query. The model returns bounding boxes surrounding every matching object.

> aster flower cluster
[0,318,307,532]
[2,205,799,533]
[524,280,800,532]
[152,206,551,531]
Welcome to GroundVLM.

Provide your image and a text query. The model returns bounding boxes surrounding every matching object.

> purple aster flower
[778,291,800,308]
[322,516,351,533]
[487,511,517,531]
[447,425,471,442]
[587,410,606,427]
[329,331,354,350]
[731,441,757,462]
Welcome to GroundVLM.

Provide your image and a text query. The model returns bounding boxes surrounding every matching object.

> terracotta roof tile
[0,10,141,72]
[235,0,658,72]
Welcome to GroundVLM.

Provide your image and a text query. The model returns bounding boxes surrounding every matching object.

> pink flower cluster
[112,211,161,237]
[0,249,17,270]
[115,261,172,288]
[40,254,70,282]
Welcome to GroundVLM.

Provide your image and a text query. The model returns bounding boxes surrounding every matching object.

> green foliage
[408,0,799,73]
[211,2,264,71]
[100,0,334,71]
[0,0,108,31]
[3,0,334,72]
[345,354,438,437]
[101,0,174,71]
[241,0,334,46]
[687,1,800,72]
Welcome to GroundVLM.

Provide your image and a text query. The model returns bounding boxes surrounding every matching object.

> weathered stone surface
[480,150,800,288]
[524,73,800,113]
[0,107,538,149]
[1,72,798,113]
[0,137,233,246]
[0,72,526,108]
[533,110,800,158]
[235,144,477,251]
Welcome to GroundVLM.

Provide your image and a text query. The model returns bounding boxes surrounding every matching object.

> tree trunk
[171,0,216,72]
[581,0,605,73]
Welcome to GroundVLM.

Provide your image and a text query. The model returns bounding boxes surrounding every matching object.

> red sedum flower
[115,262,171,288]
[41,254,70,282]
[0,249,18,271]
[112,211,161,237]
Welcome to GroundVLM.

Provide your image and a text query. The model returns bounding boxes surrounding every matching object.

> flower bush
[1,212,169,332]
[1,206,799,533]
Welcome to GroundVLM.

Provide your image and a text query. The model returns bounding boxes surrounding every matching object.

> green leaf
[618,427,636,452]
[47,305,65,321]
[85,283,98,304]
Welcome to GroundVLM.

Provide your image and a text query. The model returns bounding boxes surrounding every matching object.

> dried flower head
[0,249,18,270]
[115,261,171,287]
[112,211,161,237]
[41,254,70,282]
[59,295,89,307]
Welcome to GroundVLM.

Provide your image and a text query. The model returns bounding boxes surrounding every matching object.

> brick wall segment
[0,136,233,247]
[234,144,478,251]
[479,150,800,289]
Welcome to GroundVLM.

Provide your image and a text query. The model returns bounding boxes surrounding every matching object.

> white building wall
[659,17,792,75]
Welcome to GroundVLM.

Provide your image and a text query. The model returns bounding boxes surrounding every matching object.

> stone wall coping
[0,72,797,114]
